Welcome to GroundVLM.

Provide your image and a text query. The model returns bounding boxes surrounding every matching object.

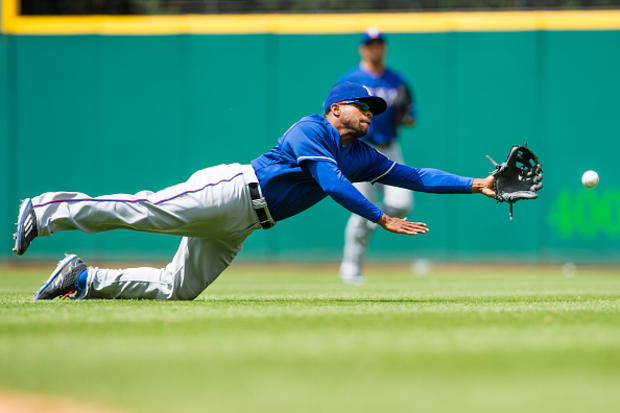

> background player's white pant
[31,164,268,300]
[340,142,413,280]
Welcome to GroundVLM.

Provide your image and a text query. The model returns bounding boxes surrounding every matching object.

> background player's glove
[487,144,543,219]
[393,84,414,126]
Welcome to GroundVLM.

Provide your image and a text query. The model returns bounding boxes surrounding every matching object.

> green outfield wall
[1,30,619,263]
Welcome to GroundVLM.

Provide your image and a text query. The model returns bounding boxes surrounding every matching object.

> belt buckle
[248,182,274,229]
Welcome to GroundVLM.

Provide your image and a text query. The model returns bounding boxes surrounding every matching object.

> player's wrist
[471,176,497,198]
[471,178,483,193]
[377,213,389,226]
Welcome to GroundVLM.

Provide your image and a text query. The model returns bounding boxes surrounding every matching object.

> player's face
[339,102,373,137]
[360,40,386,65]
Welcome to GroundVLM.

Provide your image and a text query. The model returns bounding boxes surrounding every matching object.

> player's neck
[361,61,385,75]
[339,133,356,146]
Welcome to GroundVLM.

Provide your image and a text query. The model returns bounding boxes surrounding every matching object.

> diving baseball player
[337,28,417,284]
[13,82,497,301]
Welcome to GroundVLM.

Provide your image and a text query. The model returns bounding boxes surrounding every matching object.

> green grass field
[1,263,619,413]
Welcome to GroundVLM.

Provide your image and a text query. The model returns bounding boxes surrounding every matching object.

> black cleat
[34,254,86,300]
[13,198,38,255]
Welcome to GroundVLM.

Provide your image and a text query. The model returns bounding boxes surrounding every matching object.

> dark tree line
[20,0,620,15]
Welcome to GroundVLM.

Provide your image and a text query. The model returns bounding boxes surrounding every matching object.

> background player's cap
[324,82,387,115]
[361,27,385,44]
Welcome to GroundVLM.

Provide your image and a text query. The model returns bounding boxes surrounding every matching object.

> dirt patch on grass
[0,391,128,413]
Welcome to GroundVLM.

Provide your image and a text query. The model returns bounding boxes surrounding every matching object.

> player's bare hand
[377,214,429,236]
[472,175,496,198]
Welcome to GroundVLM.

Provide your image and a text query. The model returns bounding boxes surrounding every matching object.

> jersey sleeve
[305,160,383,222]
[283,121,337,165]
[378,163,473,194]
[348,142,397,183]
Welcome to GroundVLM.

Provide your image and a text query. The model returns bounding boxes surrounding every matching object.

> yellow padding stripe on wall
[3,1,620,35]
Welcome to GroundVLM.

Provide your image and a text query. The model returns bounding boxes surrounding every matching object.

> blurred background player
[337,28,417,284]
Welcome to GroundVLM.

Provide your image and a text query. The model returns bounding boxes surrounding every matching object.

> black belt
[248,182,274,229]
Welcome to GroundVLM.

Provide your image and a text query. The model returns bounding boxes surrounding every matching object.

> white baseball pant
[340,142,413,278]
[31,163,272,300]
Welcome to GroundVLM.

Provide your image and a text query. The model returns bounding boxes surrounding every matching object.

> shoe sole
[14,198,33,255]
[34,254,78,300]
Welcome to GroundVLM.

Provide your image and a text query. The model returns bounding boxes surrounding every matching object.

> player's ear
[331,104,341,117]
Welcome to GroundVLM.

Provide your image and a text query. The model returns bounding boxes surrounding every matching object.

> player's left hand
[377,214,429,236]
[472,175,496,198]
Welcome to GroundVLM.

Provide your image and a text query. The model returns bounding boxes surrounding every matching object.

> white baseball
[581,170,599,188]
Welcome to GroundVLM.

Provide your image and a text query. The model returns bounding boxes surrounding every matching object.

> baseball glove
[487,144,543,218]
[393,84,414,126]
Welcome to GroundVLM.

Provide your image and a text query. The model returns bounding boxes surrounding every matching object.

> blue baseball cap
[323,82,387,115]
[361,27,385,44]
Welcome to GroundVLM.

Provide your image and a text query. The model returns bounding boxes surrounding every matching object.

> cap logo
[367,27,381,39]
[362,85,372,96]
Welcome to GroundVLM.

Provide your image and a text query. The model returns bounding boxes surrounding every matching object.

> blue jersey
[251,114,473,223]
[338,67,415,146]
[252,114,394,222]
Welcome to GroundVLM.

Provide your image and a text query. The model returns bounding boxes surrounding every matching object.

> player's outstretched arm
[377,214,429,236]
[471,175,496,198]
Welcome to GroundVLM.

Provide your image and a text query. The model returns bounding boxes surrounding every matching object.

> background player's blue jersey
[338,67,415,146]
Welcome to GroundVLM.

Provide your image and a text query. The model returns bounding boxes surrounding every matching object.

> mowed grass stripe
[0,265,619,413]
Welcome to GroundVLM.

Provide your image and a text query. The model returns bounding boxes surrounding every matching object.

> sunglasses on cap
[337,100,372,112]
